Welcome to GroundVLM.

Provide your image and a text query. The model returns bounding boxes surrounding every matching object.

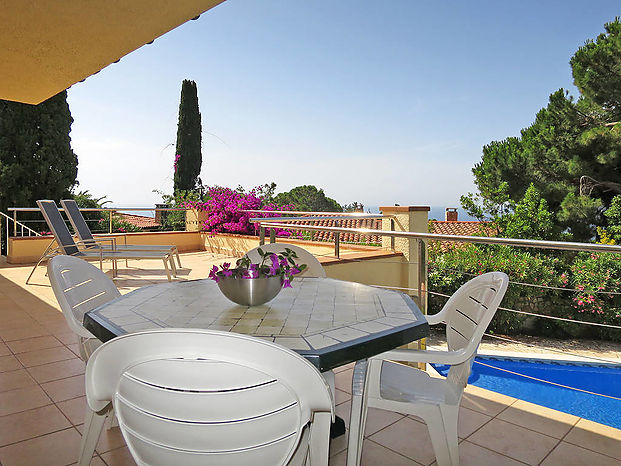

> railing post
[259,226,265,245]
[13,210,17,237]
[334,232,340,258]
[269,228,275,244]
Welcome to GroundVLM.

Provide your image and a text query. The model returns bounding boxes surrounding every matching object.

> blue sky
[67,0,620,212]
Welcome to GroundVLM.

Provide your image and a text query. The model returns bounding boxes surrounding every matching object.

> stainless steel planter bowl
[217,274,284,306]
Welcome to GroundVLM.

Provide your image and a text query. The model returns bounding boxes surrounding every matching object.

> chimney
[155,203,168,225]
[445,208,458,221]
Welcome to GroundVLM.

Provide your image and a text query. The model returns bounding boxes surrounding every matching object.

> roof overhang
[1,0,226,105]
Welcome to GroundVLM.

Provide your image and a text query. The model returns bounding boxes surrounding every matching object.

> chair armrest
[371,347,472,366]
[75,238,117,250]
[425,312,444,325]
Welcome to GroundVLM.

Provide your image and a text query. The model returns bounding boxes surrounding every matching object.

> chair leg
[169,256,177,277]
[163,259,172,282]
[424,407,455,466]
[175,248,182,268]
[347,360,369,466]
[440,405,460,466]
[78,406,109,466]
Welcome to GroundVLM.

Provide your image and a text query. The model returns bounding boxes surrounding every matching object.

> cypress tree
[0,90,78,214]
[174,80,202,192]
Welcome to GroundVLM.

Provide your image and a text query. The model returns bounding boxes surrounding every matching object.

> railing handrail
[242,209,387,218]
[8,207,187,212]
[249,216,384,222]
[257,221,621,254]
[0,211,41,236]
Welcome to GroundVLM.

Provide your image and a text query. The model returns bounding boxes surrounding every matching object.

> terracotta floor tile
[461,390,514,417]
[75,423,127,455]
[0,342,11,356]
[100,446,136,466]
[333,439,422,466]
[6,335,63,354]
[0,427,82,466]
[41,374,85,403]
[497,399,579,439]
[27,357,85,384]
[541,440,621,466]
[15,345,76,367]
[369,416,437,465]
[96,426,127,455]
[0,325,50,342]
[0,355,22,373]
[0,404,71,447]
[330,428,349,457]
[0,369,36,393]
[55,331,79,345]
[46,323,74,337]
[0,317,38,331]
[468,418,559,465]
[456,406,493,439]
[335,388,351,406]
[335,368,353,394]
[56,395,87,426]
[563,418,621,460]
[365,407,405,436]
[0,385,51,416]
[451,440,525,466]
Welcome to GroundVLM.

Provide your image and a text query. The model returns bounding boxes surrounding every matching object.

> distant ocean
[111,204,476,221]
[364,205,476,221]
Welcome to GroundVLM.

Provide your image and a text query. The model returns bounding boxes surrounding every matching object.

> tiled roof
[287,218,382,244]
[429,220,495,250]
[118,213,160,229]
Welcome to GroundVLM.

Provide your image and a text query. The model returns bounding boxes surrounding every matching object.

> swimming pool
[432,356,621,429]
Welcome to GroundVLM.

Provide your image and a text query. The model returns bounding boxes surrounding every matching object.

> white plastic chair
[48,255,121,361]
[244,243,327,278]
[78,329,334,466]
[346,272,509,466]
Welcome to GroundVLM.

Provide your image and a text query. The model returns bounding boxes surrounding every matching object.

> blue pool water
[432,356,621,429]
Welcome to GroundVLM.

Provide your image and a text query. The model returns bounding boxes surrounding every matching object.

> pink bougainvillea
[183,186,296,237]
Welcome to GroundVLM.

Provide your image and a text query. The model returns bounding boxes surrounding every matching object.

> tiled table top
[85,277,429,371]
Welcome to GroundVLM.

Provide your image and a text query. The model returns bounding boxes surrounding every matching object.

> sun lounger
[60,199,181,268]
[26,200,176,284]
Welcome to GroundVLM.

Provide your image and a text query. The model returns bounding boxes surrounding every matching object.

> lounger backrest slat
[60,199,97,247]
[37,200,79,255]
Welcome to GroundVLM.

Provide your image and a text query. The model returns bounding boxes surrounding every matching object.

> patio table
[84,277,429,372]
[84,277,428,438]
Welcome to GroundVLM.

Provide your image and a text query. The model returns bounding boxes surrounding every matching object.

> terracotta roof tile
[118,213,160,229]
[287,218,382,244]
[429,220,495,250]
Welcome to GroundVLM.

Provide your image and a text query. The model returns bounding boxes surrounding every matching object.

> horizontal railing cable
[481,333,621,365]
[430,291,621,330]
[472,360,621,400]
[436,266,621,296]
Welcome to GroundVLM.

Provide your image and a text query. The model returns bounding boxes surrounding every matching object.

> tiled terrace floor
[0,252,619,465]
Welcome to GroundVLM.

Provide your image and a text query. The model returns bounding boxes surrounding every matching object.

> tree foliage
[571,17,621,119]
[0,90,78,214]
[467,19,621,241]
[273,185,342,212]
[174,80,202,192]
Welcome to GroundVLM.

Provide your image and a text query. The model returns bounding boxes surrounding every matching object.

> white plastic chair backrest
[37,200,80,255]
[85,329,333,465]
[60,199,98,248]
[48,255,121,340]
[245,243,327,278]
[441,272,509,388]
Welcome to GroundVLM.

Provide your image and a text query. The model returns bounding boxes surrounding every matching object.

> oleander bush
[428,243,621,340]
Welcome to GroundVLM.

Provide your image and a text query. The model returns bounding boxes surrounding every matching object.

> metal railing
[1,206,188,256]
[251,216,621,320]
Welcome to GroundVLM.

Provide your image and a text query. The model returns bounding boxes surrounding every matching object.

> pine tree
[0,90,78,214]
[174,80,202,192]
